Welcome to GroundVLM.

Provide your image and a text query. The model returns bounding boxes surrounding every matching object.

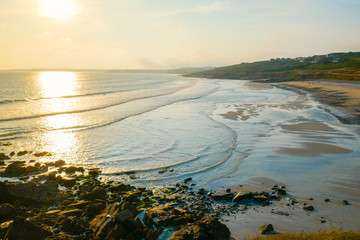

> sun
[39,0,80,19]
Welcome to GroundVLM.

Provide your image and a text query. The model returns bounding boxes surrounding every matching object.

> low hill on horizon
[187,52,360,81]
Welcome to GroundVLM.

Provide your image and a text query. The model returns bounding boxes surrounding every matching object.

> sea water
[1,70,359,200]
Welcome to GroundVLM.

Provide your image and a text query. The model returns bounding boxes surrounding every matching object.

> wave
[0,80,219,143]
[101,155,202,176]
[0,84,191,122]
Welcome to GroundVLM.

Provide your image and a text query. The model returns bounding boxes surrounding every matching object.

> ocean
[1,70,359,197]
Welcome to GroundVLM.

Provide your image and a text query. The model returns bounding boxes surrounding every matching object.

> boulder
[90,203,121,239]
[258,223,274,235]
[59,166,85,174]
[33,151,52,157]
[77,179,106,201]
[213,192,234,201]
[116,209,134,223]
[276,189,287,195]
[170,215,230,240]
[3,161,27,177]
[303,205,314,211]
[184,177,192,183]
[233,191,253,202]
[0,153,10,161]
[108,183,134,193]
[253,196,269,204]
[4,217,52,240]
[7,181,60,205]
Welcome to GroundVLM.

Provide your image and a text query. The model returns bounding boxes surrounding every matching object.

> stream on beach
[1,70,360,236]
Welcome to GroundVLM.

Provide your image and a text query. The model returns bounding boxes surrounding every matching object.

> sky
[1,0,360,69]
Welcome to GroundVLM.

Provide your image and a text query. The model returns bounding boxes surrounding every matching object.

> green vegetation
[188,52,360,81]
[246,229,360,240]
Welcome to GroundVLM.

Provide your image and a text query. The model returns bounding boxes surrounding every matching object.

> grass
[246,229,360,240]
[188,51,360,81]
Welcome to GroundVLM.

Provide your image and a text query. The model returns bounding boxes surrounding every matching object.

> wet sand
[216,80,360,239]
[277,80,360,124]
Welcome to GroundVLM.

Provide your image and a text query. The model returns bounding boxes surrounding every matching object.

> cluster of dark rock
[1,145,347,239]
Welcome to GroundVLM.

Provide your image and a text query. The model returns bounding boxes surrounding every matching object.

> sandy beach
[212,79,360,239]
[276,80,360,124]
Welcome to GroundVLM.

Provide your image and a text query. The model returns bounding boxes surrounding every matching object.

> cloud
[157,1,224,16]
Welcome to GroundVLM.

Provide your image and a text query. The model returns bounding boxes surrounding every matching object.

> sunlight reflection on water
[37,71,83,162]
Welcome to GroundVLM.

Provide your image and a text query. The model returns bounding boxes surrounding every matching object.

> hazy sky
[1,0,360,69]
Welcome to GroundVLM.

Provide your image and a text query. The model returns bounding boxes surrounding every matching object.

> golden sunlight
[39,0,80,19]
[38,71,78,98]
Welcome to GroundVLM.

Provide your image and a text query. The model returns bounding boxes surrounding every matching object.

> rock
[324,198,330,202]
[0,203,15,220]
[56,215,87,235]
[105,224,128,240]
[90,203,126,239]
[57,176,77,187]
[233,191,253,202]
[169,169,174,172]
[253,196,269,205]
[4,217,52,240]
[67,200,90,209]
[44,160,65,167]
[0,160,5,165]
[213,192,234,201]
[129,174,137,179]
[3,161,27,177]
[45,209,60,215]
[116,209,134,223]
[158,169,167,174]
[77,179,106,201]
[33,151,52,157]
[17,150,32,156]
[184,177,192,183]
[7,181,60,205]
[303,205,314,211]
[108,183,133,193]
[341,200,350,205]
[142,212,153,228]
[169,215,230,240]
[88,167,101,176]
[276,189,286,195]
[59,166,84,174]
[273,211,289,216]
[83,202,106,219]
[0,182,10,203]
[258,223,274,235]
[58,209,83,217]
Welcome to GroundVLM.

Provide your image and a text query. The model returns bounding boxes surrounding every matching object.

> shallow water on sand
[1,71,359,200]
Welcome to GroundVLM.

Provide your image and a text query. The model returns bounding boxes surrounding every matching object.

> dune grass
[246,229,360,240]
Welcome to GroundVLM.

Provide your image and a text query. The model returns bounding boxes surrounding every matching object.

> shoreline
[1,143,359,239]
[0,146,313,239]
[268,79,360,124]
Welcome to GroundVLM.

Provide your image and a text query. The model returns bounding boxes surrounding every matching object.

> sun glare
[39,0,80,19]
[38,71,78,98]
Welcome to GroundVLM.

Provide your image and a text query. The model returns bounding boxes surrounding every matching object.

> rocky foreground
[0,144,312,240]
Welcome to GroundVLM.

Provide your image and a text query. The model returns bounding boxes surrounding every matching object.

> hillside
[187,52,360,81]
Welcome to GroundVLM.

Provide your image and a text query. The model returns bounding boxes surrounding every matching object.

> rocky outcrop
[7,181,60,205]
[4,217,52,240]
